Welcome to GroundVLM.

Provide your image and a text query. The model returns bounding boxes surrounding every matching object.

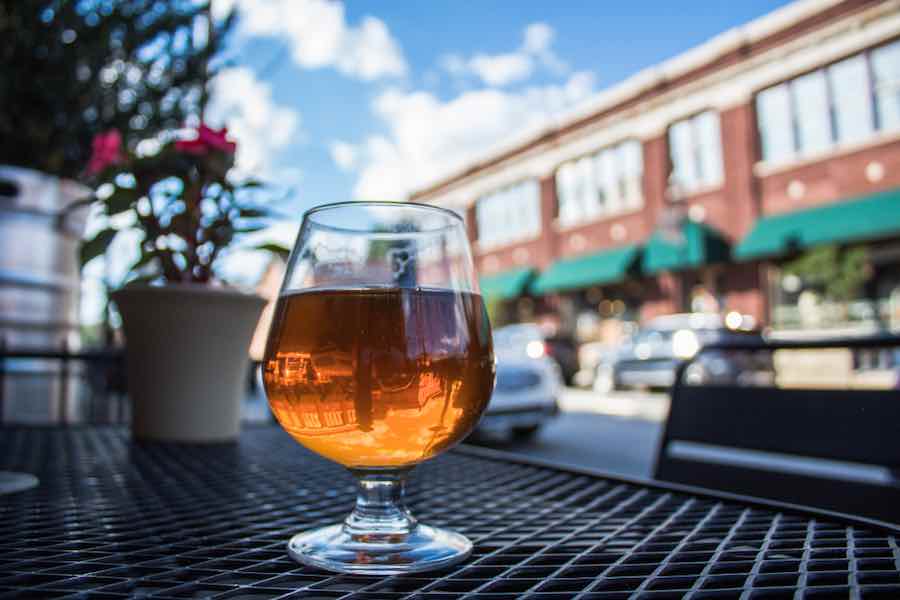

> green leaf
[238,207,268,219]
[105,187,139,215]
[124,273,160,287]
[252,243,291,260]
[783,244,870,302]
[80,228,118,267]
[234,224,267,234]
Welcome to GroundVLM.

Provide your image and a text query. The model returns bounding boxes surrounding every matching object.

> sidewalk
[558,387,670,422]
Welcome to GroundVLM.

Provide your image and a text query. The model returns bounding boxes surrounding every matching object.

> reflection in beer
[263,287,494,468]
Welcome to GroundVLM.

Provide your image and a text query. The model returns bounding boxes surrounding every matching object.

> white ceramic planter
[113,285,267,442]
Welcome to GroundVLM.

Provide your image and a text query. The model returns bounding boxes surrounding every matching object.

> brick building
[410,0,900,339]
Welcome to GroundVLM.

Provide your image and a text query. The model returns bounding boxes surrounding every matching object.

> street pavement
[472,388,669,479]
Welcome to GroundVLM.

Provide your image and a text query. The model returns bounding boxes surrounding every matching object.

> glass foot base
[287,523,472,575]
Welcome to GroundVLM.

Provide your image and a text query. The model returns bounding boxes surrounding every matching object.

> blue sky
[215,0,791,222]
[82,0,795,324]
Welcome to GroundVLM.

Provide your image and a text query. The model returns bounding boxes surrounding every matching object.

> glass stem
[344,468,417,538]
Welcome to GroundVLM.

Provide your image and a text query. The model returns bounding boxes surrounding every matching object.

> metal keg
[0,166,90,423]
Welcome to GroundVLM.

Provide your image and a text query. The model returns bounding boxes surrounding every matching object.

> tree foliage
[783,244,871,302]
[0,0,232,179]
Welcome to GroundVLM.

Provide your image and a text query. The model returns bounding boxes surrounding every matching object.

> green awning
[735,188,900,261]
[478,268,535,300]
[642,220,731,274]
[530,245,640,295]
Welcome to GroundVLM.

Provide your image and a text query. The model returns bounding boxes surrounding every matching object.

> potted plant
[82,124,275,442]
[0,2,230,422]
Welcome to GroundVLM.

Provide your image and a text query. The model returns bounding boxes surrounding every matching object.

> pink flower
[175,124,237,156]
[86,130,123,175]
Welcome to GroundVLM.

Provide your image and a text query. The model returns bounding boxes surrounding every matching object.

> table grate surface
[0,426,898,600]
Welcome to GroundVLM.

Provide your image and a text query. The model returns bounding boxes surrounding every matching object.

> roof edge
[410,0,849,201]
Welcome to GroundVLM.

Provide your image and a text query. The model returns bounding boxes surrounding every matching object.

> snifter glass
[262,201,495,574]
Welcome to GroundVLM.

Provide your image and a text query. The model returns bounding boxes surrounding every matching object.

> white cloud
[218,220,302,287]
[329,140,357,171]
[353,135,406,201]
[207,66,300,175]
[469,53,533,87]
[337,16,407,80]
[439,21,567,87]
[524,22,568,74]
[439,54,468,78]
[350,70,597,201]
[225,0,407,81]
[523,22,553,54]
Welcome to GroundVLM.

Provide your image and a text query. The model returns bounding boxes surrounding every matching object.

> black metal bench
[654,335,900,526]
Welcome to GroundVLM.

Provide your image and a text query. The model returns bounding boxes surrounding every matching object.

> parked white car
[476,325,562,441]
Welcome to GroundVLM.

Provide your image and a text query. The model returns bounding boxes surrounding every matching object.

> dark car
[594,313,774,392]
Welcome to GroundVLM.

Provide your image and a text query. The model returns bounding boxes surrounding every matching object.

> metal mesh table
[1,426,898,599]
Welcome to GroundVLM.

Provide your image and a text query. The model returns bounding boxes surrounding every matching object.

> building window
[475,179,540,248]
[793,70,831,155]
[668,110,724,195]
[756,39,900,165]
[556,139,643,227]
[830,55,874,144]
[872,40,900,132]
[757,84,794,163]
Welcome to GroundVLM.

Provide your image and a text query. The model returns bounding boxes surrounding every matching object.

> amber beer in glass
[263,202,494,574]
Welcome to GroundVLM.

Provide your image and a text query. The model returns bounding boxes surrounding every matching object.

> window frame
[554,138,644,228]
[667,110,725,196]
[871,38,900,133]
[826,53,875,146]
[754,38,900,168]
[474,178,542,249]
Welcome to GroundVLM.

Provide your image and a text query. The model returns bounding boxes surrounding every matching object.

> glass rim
[302,201,464,233]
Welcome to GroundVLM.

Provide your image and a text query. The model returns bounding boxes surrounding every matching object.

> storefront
[477,267,536,326]
[640,219,740,318]
[528,245,642,342]
[736,188,900,334]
